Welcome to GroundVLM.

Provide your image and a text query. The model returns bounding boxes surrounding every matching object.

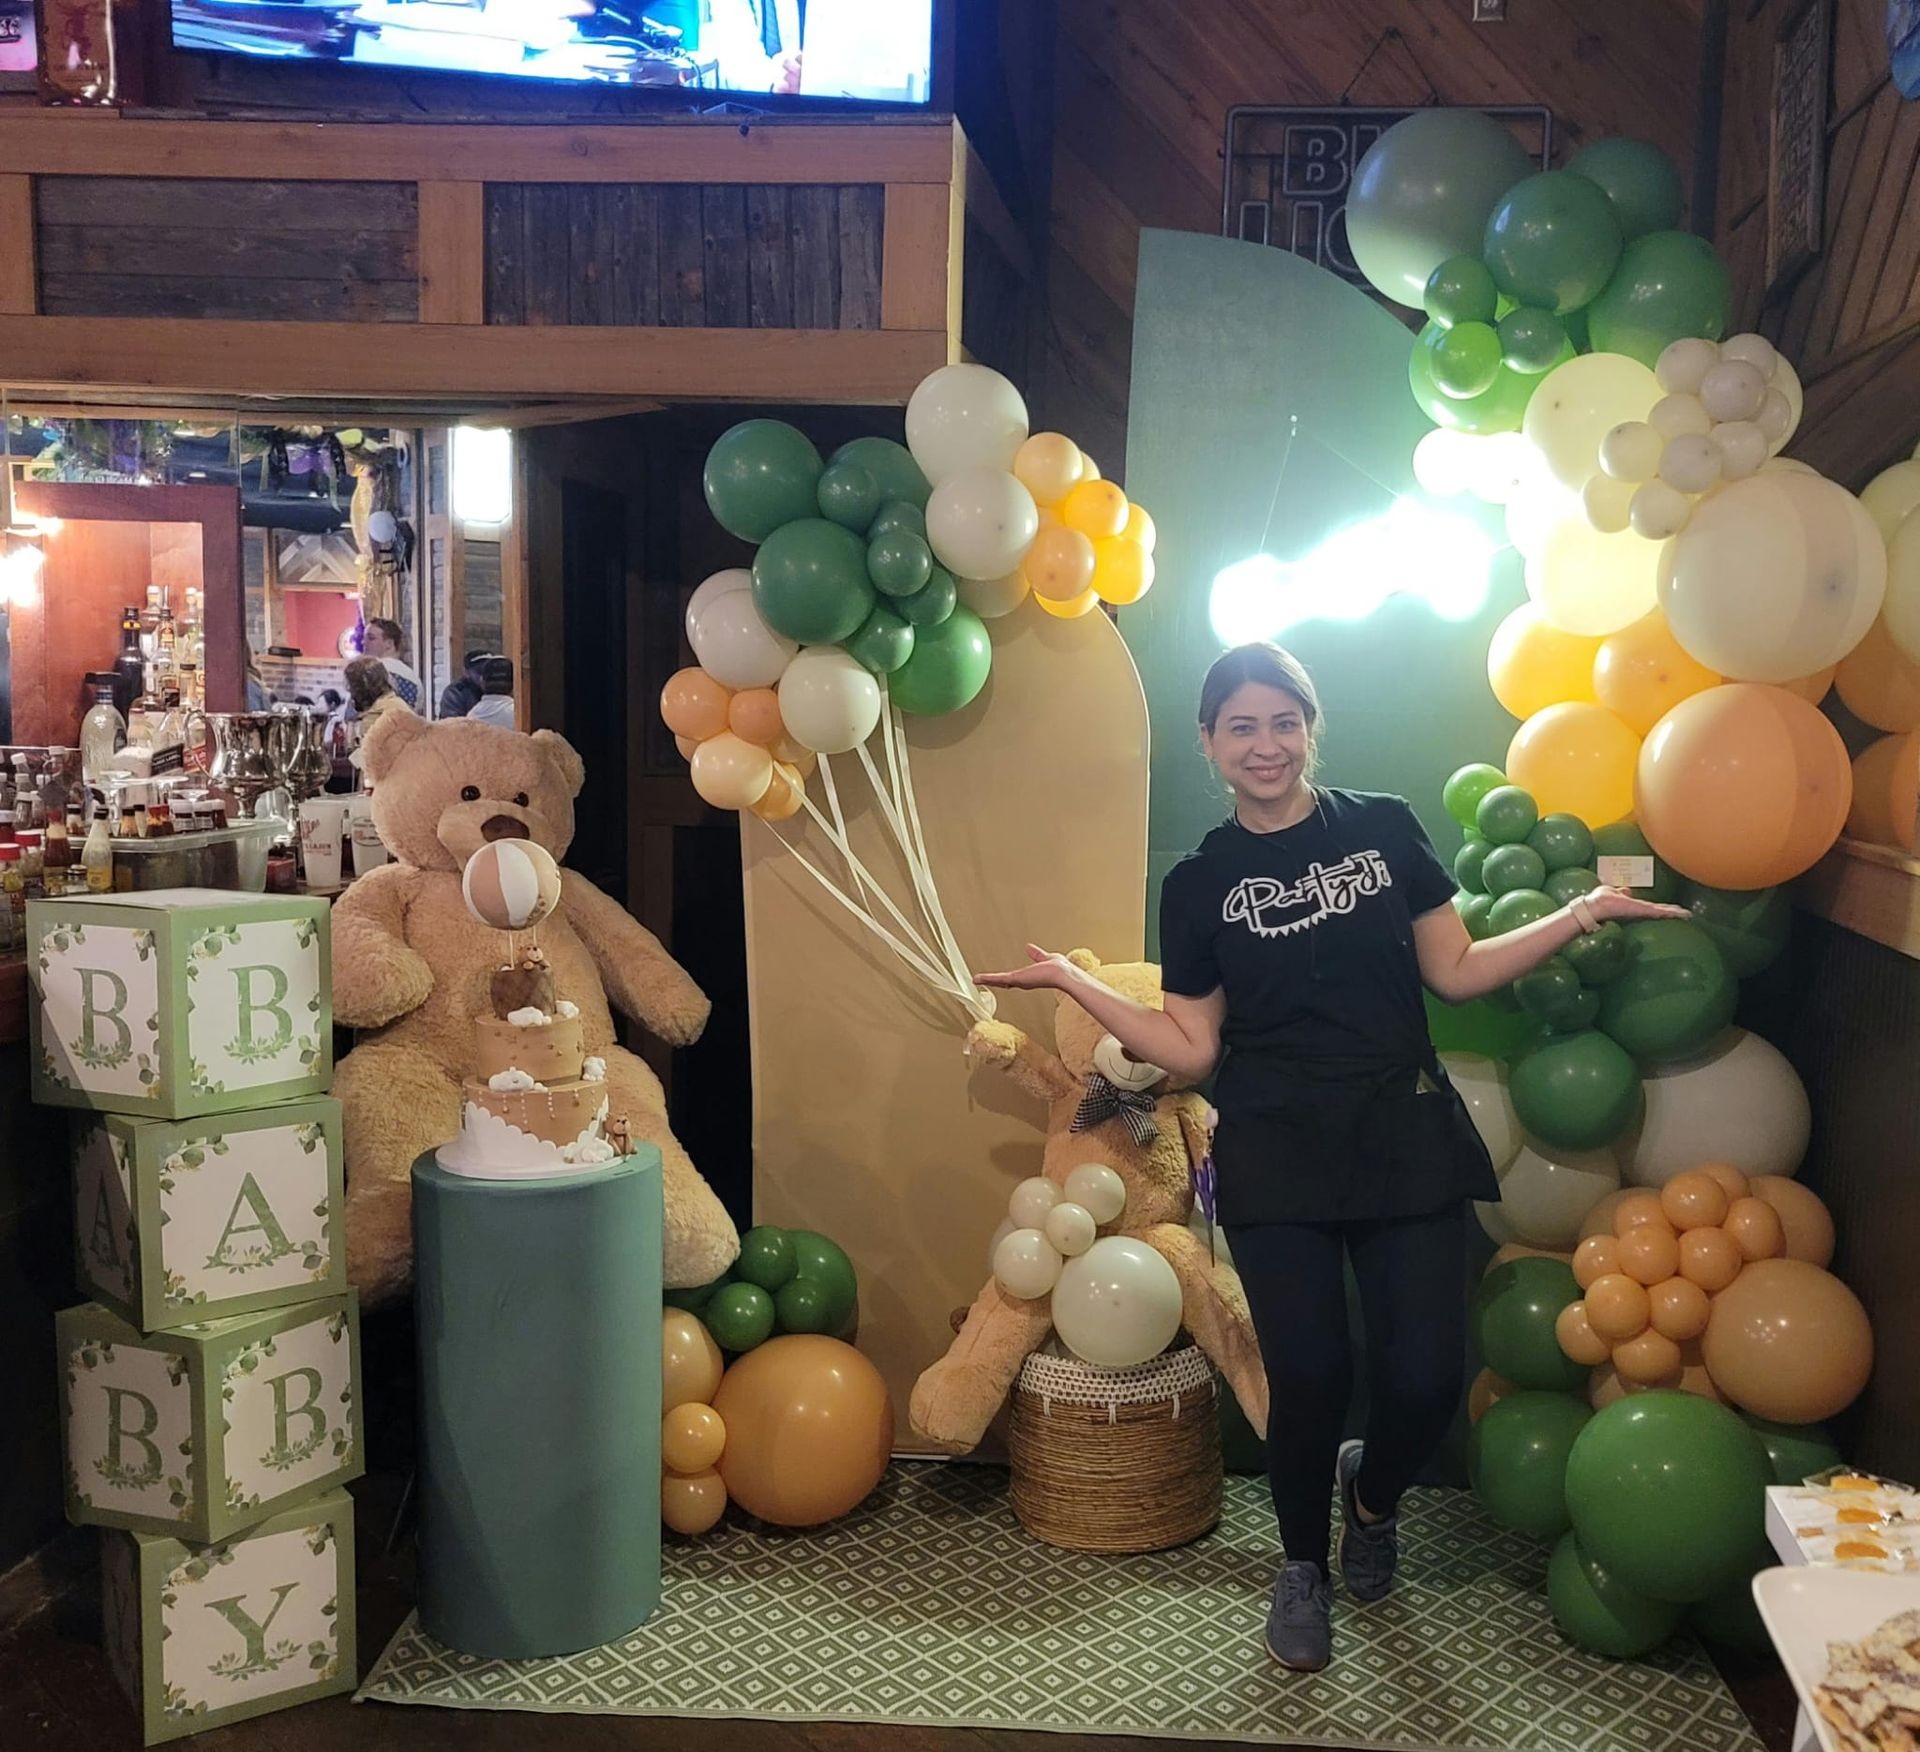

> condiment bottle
[82,807,113,894]
[0,845,21,951]
[44,808,72,892]
[17,828,43,899]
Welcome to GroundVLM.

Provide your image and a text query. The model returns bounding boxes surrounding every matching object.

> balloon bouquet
[1346,109,1887,1661]
[661,365,1157,1020]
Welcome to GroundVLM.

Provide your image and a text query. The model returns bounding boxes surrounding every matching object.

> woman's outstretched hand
[1584,886,1691,924]
[975,944,1077,991]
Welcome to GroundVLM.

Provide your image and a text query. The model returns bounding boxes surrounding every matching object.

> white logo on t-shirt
[1222,851,1392,939]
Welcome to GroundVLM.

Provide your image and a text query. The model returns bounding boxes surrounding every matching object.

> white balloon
[925,467,1040,582]
[1413,427,1474,498]
[1092,1033,1166,1092]
[986,1217,1016,1275]
[1719,332,1780,379]
[1756,389,1794,445]
[905,363,1029,487]
[687,568,799,689]
[1050,1236,1183,1368]
[1713,421,1769,482]
[993,1228,1065,1300]
[1629,480,1693,541]
[1599,420,1663,483]
[1699,360,1768,424]
[1582,474,1635,534]
[1859,460,1920,543]
[776,646,882,754]
[1008,1175,1062,1231]
[1440,1051,1523,1172]
[1475,1199,1518,1246]
[1043,1202,1097,1259]
[1659,432,1723,496]
[1063,1162,1128,1225]
[1526,512,1662,634]
[956,571,1029,620]
[1462,431,1538,506]
[1497,1141,1620,1249]
[1625,1028,1810,1186]
[1650,394,1714,441]
[1769,356,1805,453]
[1523,352,1662,490]
[1655,336,1720,395]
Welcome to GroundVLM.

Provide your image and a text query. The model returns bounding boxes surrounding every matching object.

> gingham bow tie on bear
[1071,1073,1159,1146]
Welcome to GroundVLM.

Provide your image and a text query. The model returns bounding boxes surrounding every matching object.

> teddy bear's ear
[361,705,430,783]
[1066,948,1101,973]
[532,729,586,799]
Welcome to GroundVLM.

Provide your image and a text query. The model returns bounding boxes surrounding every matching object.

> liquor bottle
[111,605,144,719]
[80,672,127,790]
[34,0,143,106]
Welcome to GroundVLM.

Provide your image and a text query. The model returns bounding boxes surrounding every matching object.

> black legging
[1225,1206,1467,1577]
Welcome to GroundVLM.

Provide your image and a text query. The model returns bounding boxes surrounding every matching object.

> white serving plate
[1752,1565,1920,1752]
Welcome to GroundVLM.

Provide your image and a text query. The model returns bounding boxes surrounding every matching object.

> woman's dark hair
[344,655,395,713]
[1198,642,1323,736]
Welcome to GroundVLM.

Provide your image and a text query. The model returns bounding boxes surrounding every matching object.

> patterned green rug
[356,1461,1764,1751]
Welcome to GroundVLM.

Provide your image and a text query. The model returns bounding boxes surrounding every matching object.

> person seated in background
[438,649,488,719]
[344,655,414,780]
[244,645,271,712]
[468,655,517,728]
[362,618,422,711]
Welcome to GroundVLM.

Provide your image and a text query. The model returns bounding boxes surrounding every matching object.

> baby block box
[60,1293,362,1544]
[74,1099,346,1331]
[102,1488,355,1746]
[29,889,332,1119]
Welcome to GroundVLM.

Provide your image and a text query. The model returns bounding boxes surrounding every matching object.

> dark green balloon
[1483,843,1549,897]
[704,420,824,542]
[1410,322,1539,434]
[1424,253,1499,328]
[1498,306,1572,374]
[890,606,992,716]
[1444,762,1508,828]
[751,518,876,644]
[1476,784,1540,845]
[703,1282,776,1353]
[734,1224,797,1292]
[1470,1391,1593,1539]
[1591,822,1680,902]
[1548,1532,1682,1658]
[788,1229,858,1331]
[664,1270,730,1315]
[1471,1257,1586,1391]
[846,604,915,675]
[1562,918,1632,985]
[1586,230,1731,368]
[1528,813,1595,873]
[1455,839,1494,895]
[1743,1415,1844,1485]
[1424,989,1537,1059]
[1456,892,1497,940]
[1431,320,1503,398]
[868,529,934,596]
[1489,888,1557,935]
[1513,954,1583,1026]
[830,437,930,510]
[868,498,929,544]
[1597,919,1735,1063]
[1510,1027,1643,1149]
[1547,988,1603,1033]
[1687,1554,1774,1656]
[816,460,882,533]
[1545,865,1603,906]
[897,567,958,628]
[1564,1392,1771,1603]
[1483,171,1624,314]
[773,1277,836,1335]
[1679,880,1790,979]
[1566,138,1684,243]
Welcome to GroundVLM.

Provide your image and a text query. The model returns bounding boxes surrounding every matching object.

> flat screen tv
[170,0,935,105]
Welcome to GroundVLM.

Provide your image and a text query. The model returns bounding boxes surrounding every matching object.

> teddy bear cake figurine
[329,710,738,1304]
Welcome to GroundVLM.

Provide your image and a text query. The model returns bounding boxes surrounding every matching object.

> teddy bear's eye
[514,792,529,807]
[460,785,480,802]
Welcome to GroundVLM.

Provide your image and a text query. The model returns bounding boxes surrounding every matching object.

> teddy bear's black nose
[481,815,530,842]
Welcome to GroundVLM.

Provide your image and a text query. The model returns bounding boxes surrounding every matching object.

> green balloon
[1529,814,1596,873]
[773,1277,836,1335]
[1743,1414,1844,1485]
[1424,989,1537,1059]
[1455,839,1493,894]
[1513,954,1583,1026]
[751,518,876,645]
[1498,306,1572,374]
[1489,888,1557,935]
[868,498,929,544]
[830,437,930,510]
[664,1270,730,1315]
[816,460,882,533]
[1470,1391,1593,1539]
[1591,822,1680,902]
[1455,892,1497,940]
[1563,302,1592,351]
[1431,320,1503,399]
[1472,1258,1587,1391]
[1410,322,1539,434]
[1545,865,1602,906]
[1476,785,1539,845]
[1483,171,1624,315]
[704,420,824,543]
[1510,1028,1644,1150]
[1444,763,1508,828]
[734,1224,797,1292]
[1687,1549,1775,1655]
[703,1282,777,1353]
[1483,843,1549,897]
[867,529,933,596]
[1564,1391,1771,1602]
[1679,880,1789,979]
[1586,230,1731,368]
[1548,988,1603,1033]
[890,606,992,716]
[845,603,915,675]
[1596,919,1735,1063]
[897,567,958,628]
[788,1229,858,1331]
[1424,254,1498,328]
[1562,918,1633,985]
[1548,1532,1682,1658]
[1566,138,1684,244]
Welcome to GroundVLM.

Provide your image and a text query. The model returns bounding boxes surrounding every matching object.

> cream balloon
[904,363,1029,486]
[1413,427,1475,498]
[1440,1051,1523,1172]
[1582,474,1635,534]
[1769,355,1804,453]
[1756,389,1794,446]
[1475,1198,1518,1246]
[1719,333,1779,379]
[1050,1236,1183,1368]
[1650,394,1713,441]
[985,1216,1015,1275]
[1655,337,1719,395]
[1629,481,1692,541]
[685,568,799,689]
[1861,460,1920,543]
[1658,433,1722,495]
[1507,476,1583,563]
[1523,352,1662,490]
[1712,421,1769,481]
[1062,1162,1127,1225]
[1043,1201,1097,1258]
[925,467,1040,581]
[1526,513,1662,635]
[776,646,882,754]
[690,733,774,811]
[955,571,1030,620]
[1496,1141,1621,1250]
[1007,1175,1062,1231]
[1599,420,1663,483]
[992,1227,1064,1300]
[1698,360,1768,423]
[1881,516,1920,667]
[1625,1029,1810,1187]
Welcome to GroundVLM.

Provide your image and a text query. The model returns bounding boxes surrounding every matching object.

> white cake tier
[434,1092,613,1181]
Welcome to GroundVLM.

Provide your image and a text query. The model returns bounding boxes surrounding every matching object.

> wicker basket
[1008,1342,1222,1553]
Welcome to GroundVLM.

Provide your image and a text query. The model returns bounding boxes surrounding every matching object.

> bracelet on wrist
[1569,894,1598,934]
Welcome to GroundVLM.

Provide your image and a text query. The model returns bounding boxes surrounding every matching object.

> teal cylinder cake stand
[412,1147,663,1658]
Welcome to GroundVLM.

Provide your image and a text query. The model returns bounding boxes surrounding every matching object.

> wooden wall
[1035,0,1708,472]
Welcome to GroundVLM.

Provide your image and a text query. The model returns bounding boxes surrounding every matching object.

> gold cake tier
[472,1013,584,1084]
[462,1077,608,1150]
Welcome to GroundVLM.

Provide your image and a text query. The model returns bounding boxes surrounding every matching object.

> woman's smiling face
[1202,680,1313,804]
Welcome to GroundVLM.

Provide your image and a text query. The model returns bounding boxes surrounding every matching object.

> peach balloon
[1724,1196,1787,1262]
[1580,1189,1636,1241]
[1557,1300,1612,1366]
[1468,1368,1518,1423]
[1613,1327,1684,1386]
[752,761,807,824]
[1697,1162,1752,1202]
[661,1469,728,1536]
[1035,586,1100,619]
[1573,1234,1621,1290]
[1586,1273,1653,1342]
[1836,614,1920,733]
[1613,1192,1672,1238]
[1593,609,1722,736]
[1021,521,1098,601]
[1660,1171,1731,1232]
[1649,1276,1711,1342]
[1749,1175,1836,1268]
[690,732,775,812]
[728,687,787,747]
[1701,1258,1874,1423]
[662,1308,724,1412]
[1487,603,1601,721]
[1679,1226,1745,1293]
[1778,666,1837,704]
[661,1403,727,1476]
[1635,683,1852,888]
[1846,732,1920,849]
[1012,432,1084,507]
[674,734,699,761]
[1059,478,1129,540]
[1589,1362,1631,1410]
[712,1335,894,1528]
[1506,701,1641,828]
[661,666,732,741]
[1617,1223,1681,1286]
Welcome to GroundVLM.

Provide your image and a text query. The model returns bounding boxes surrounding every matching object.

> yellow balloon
[1120,503,1157,553]
[690,732,774,812]
[1846,732,1920,849]
[1506,701,1641,828]
[1012,432,1084,508]
[1527,514,1662,636]
[661,1468,729,1536]
[1487,603,1601,719]
[1060,478,1129,540]
[1882,515,1920,668]
[751,761,807,823]
[1091,537,1154,606]
[1860,459,1920,542]
[662,1403,728,1476]
[1523,352,1662,490]
[1592,608,1721,735]
[1836,614,1920,732]
[1035,586,1100,619]
[662,1307,724,1412]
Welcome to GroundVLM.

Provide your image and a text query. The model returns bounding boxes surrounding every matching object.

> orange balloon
[1617,1223,1680,1286]
[1660,1171,1731,1232]
[1556,1300,1612,1366]
[1579,1188,1636,1242]
[751,761,807,823]
[1021,521,1098,601]
[1778,665,1837,704]
[1012,432,1085,508]
[1835,614,1920,732]
[1467,1367,1517,1423]
[662,1308,724,1412]
[1846,732,1920,848]
[1585,1273,1652,1342]
[1648,1275,1711,1342]
[1035,586,1100,619]
[1612,1192,1672,1239]
[1613,1327,1683,1385]
[661,1468,729,1535]
[662,1403,728,1475]
[1696,1162,1751,1203]
[1589,1362,1631,1409]
[1592,1343,1725,1408]
[1748,1175,1835,1269]
[1572,1234,1621,1289]
[1724,1196,1787,1261]
[728,687,786,747]
[1120,503,1158,553]
[661,667,732,741]
[1678,1226,1744,1293]
[1491,1241,1577,1272]
[1635,683,1852,887]
[1701,1257,1874,1423]
[1507,702,1641,828]
[1059,478,1129,540]
[674,734,699,762]
[712,1335,894,1527]
[1487,603,1601,720]
[1091,537,1155,607]
[1593,609,1722,736]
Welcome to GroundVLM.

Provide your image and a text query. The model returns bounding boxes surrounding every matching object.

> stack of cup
[296,797,349,891]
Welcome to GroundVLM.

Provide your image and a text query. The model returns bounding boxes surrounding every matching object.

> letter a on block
[269,1367,326,1458]
[103,1386,162,1478]
[204,1583,299,1674]
[231,965,292,1057]
[79,968,132,1061]
[87,1173,123,1272]
[208,1174,294,1270]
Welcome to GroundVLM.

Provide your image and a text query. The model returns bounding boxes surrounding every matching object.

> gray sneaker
[1264,1560,1332,1671]
[1337,1439,1399,1604]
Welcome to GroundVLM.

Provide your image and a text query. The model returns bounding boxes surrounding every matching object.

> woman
[978,642,1682,1672]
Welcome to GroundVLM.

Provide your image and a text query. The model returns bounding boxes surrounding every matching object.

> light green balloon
[1411,321,1539,434]
[1566,138,1684,242]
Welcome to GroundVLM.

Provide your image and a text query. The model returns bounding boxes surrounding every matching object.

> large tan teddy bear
[909,950,1267,1453]
[330,710,739,1306]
